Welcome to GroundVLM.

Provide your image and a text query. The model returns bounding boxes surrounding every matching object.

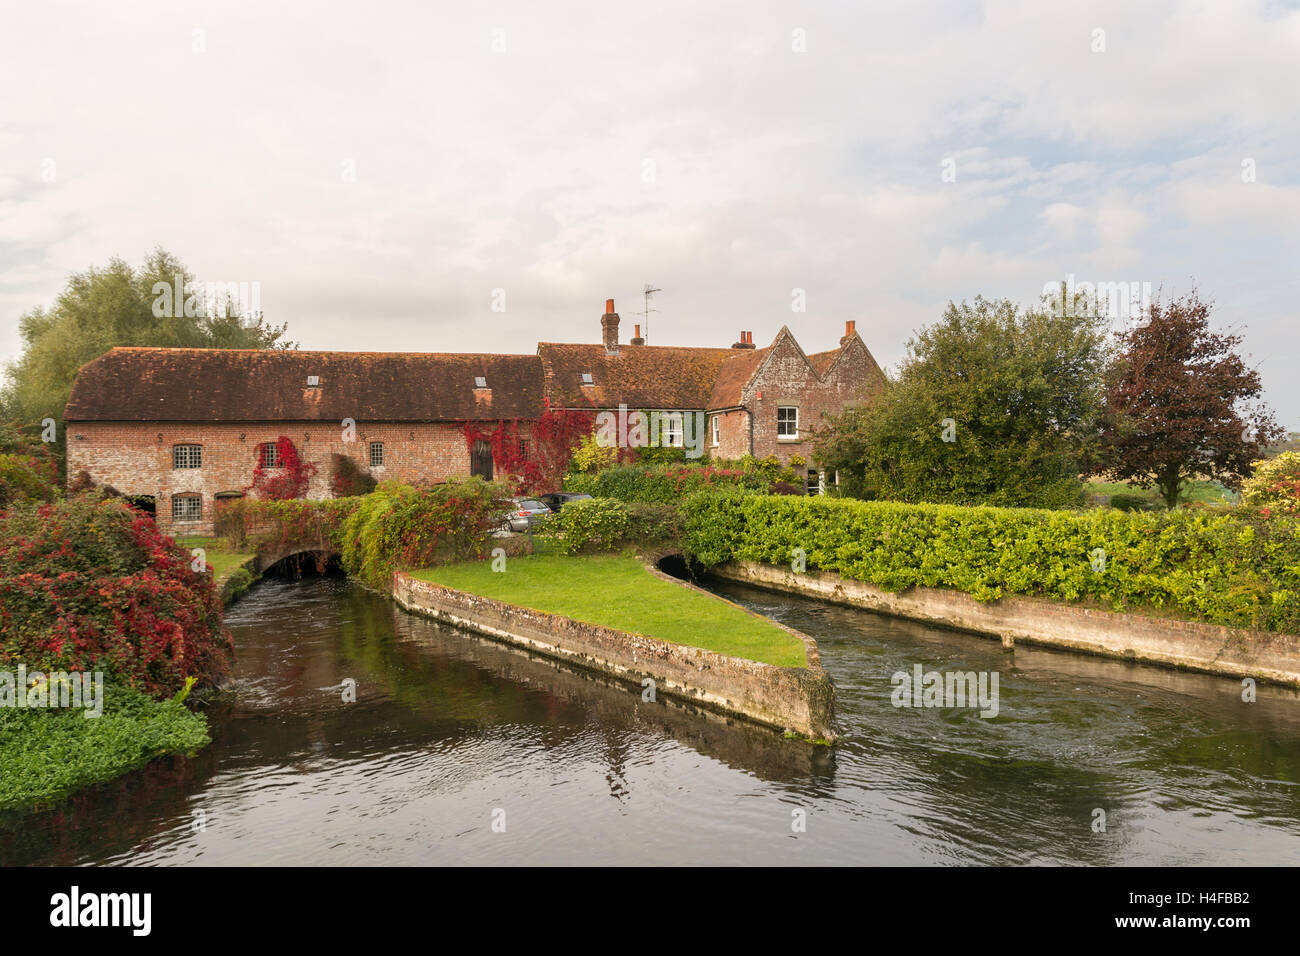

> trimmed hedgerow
[564,463,768,503]
[681,492,1300,632]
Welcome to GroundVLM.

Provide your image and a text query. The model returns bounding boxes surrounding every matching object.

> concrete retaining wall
[712,560,1300,687]
[391,571,836,741]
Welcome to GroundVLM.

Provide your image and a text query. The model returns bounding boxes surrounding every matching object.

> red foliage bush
[0,497,232,696]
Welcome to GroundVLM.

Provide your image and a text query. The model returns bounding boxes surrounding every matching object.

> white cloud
[0,0,1296,426]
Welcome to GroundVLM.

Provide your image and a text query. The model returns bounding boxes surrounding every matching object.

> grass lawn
[0,684,209,813]
[413,553,808,668]
[175,535,255,585]
[1085,478,1236,507]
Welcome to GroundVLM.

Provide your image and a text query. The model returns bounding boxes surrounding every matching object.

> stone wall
[713,559,1300,688]
[391,569,837,740]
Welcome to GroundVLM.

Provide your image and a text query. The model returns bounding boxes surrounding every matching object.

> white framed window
[172,444,202,469]
[172,494,202,522]
[369,441,384,467]
[258,442,281,468]
[661,412,684,448]
[711,415,720,447]
[474,376,487,388]
[777,406,799,439]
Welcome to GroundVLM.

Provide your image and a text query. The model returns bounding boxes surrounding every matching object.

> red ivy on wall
[246,435,317,500]
[465,410,594,493]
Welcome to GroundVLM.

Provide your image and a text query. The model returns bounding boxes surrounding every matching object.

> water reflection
[2,572,1298,866]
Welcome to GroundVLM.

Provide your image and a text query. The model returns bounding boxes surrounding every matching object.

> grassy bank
[175,535,256,593]
[0,684,210,812]
[413,553,807,667]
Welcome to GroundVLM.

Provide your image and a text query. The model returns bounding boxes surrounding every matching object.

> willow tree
[1,248,293,444]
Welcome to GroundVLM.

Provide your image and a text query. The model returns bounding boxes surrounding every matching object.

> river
[4,571,1299,865]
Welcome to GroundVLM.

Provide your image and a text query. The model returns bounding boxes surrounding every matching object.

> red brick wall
[65,420,483,535]
[706,409,751,460]
[742,332,885,465]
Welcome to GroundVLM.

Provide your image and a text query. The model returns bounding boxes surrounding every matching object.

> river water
[4,571,1300,865]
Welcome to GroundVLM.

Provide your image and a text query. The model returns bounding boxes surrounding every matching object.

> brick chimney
[732,330,756,349]
[630,323,645,346]
[839,320,857,346]
[601,298,619,354]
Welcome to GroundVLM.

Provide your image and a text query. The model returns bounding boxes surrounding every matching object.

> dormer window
[306,375,320,387]
[474,376,487,388]
[581,373,594,385]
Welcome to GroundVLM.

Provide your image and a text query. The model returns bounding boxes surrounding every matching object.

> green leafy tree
[814,295,1109,508]
[1,248,293,440]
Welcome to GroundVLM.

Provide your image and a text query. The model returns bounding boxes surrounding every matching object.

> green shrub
[0,453,57,508]
[681,493,1300,632]
[563,463,765,503]
[0,682,210,812]
[626,502,685,542]
[1108,493,1157,512]
[543,497,630,553]
[1241,451,1300,517]
[338,479,511,587]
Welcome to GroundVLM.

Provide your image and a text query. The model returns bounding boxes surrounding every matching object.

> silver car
[503,497,551,533]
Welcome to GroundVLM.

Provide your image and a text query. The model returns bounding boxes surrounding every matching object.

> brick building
[65,298,885,533]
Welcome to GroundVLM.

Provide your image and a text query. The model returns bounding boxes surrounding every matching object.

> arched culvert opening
[260,551,344,579]
[655,553,700,582]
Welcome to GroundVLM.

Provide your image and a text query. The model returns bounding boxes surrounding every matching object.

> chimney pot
[840,320,857,347]
[605,298,615,315]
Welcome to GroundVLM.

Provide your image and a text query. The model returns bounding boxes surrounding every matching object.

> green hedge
[682,492,1300,632]
[564,463,769,503]
[541,498,684,554]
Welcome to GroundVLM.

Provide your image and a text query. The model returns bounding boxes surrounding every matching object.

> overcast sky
[2,0,1297,425]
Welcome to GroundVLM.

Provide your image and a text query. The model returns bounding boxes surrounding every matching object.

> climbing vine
[464,409,594,493]
[247,435,317,500]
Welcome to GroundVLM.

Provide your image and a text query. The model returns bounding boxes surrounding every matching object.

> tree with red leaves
[465,409,594,493]
[1097,292,1283,508]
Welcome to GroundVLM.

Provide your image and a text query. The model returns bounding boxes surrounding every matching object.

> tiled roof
[708,348,770,409]
[65,348,545,422]
[806,349,840,377]
[537,343,738,410]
